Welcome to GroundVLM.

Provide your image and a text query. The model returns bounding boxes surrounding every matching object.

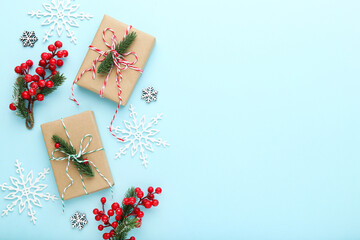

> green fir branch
[13,77,28,119]
[52,135,94,177]
[41,72,66,96]
[97,31,137,74]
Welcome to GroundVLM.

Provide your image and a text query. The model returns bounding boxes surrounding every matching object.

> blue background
[1,0,360,239]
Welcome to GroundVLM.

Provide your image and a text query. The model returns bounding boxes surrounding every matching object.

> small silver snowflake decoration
[28,0,93,44]
[0,160,57,224]
[111,105,169,168]
[70,211,88,230]
[20,31,38,47]
[141,86,158,103]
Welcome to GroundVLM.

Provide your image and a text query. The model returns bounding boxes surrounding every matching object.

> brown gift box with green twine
[41,111,114,200]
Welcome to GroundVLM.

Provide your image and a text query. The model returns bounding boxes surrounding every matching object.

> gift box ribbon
[70,26,143,142]
[50,118,112,211]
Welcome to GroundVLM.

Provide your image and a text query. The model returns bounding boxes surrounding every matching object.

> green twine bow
[50,118,113,211]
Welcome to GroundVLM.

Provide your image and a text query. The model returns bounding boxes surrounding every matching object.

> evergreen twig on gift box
[97,32,137,74]
[52,135,94,177]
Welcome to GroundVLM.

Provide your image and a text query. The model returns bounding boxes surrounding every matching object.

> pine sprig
[97,31,137,74]
[113,187,139,240]
[41,73,66,96]
[13,77,28,119]
[52,135,94,177]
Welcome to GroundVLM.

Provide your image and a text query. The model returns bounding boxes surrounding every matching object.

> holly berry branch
[52,135,94,177]
[97,31,137,74]
[10,41,68,129]
[93,186,162,240]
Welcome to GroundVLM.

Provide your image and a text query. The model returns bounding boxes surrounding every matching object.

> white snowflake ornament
[20,31,38,47]
[70,211,88,230]
[141,86,158,103]
[111,105,169,168]
[28,0,93,44]
[0,160,57,224]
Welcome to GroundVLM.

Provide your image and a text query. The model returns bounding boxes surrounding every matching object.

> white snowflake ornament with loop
[28,0,93,44]
[0,160,57,224]
[111,105,169,168]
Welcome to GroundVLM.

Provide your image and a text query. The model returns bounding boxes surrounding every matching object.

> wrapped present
[72,14,156,105]
[41,111,114,201]
[71,14,156,141]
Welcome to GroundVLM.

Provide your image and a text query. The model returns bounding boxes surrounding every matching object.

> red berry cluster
[93,187,162,240]
[9,41,68,111]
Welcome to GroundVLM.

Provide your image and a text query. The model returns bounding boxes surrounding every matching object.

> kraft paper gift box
[75,14,156,105]
[41,111,114,200]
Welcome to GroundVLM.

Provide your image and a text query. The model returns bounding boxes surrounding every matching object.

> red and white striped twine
[70,26,143,142]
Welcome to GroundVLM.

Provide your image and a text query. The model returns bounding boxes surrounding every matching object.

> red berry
[130,237,135,240]
[55,143,60,149]
[20,63,28,69]
[122,198,129,205]
[14,66,21,74]
[45,81,54,88]
[32,75,40,82]
[133,207,140,214]
[134,187,141,193]
[115,208,122,216]
[28,88,36,96]
[135,218,142,228]
[144,201,152,209]
[155,187,162,194]
[152,199,159,207]
[103,233,110,239]
[148,194,155,200]
[110,230,115,236]
[52,71,58,76]
[39,59,46,66]
[24,74,32,83]
[111,202,120,210]
[9,103,16,111]
[137,211,144,218]
[56,51,63,58]
[93,208,99,215]
[26,60,33,67]
[49,64,57,71]
[107,209,114,216]
[48,44,56,51]
[111,221,118,229]
[36,94,44,101]
[95,215,101,221]
[30,82,39,89]
[62,50,68,57]
[21,91,29,99]
[38,80,46,88]
[98,225,104,231]
[55,41,62,48]
[99,211,104,215]
[35,67,44,76]
[57,59,63,67]
[148,187,154,193]
[101,197,106,204]
[41,52,48,60]
[101,215,109,223]
[49,58,57,65]
[129,197,136,205]
[136,191,144,198]
[115,215,121,221]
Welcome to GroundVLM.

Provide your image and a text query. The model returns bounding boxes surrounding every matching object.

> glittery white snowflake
[70,211,88,230]
[0,160,57,224]
[141,86,158,103]
[28,0,93,44]
[111,105,169,167]
[20,31,38,47]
